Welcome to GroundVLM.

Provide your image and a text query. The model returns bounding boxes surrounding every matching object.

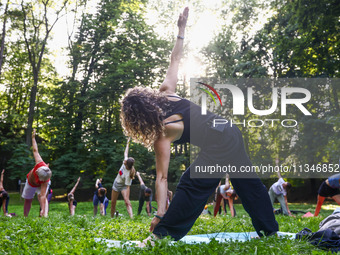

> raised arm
[276,159,282,178]
[277,170,282,179]
[0,169,4,190]
[224,174,230,188]
[95,178,101,189]
[159,7,189,94]
[32,129,43,164]
[124,137,131,160]
[70,177,81,195]
[136,172,145,186]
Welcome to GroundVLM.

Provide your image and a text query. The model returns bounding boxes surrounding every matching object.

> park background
[0,0,339,202]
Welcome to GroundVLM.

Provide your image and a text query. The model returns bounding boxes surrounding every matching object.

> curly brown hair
[120,87,170,147]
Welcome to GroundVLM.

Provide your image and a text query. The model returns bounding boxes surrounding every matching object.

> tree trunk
[0,0,9,77]
[331,83,339,112]
[22,0,67,146]
[26,73,38,147]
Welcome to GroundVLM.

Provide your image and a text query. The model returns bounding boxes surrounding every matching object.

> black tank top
[164,96,217,147]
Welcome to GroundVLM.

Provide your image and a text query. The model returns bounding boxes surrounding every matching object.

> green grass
[0,200,337,254]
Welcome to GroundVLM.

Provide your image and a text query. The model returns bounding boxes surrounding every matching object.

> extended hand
[32,129,36,138]
[177,7,189,29]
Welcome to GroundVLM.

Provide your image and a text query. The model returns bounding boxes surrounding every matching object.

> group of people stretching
[1,7,339,248]
[91,138,159,218]
[0,129,160,218]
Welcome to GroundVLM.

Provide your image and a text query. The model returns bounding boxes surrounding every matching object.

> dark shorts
[318,181,340,198]
[73,200,77,207]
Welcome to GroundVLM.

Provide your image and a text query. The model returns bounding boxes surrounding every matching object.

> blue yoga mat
[180,231,295,244]
[95,232,295,248]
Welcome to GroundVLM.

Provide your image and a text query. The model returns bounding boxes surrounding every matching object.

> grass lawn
[0,193,337,254]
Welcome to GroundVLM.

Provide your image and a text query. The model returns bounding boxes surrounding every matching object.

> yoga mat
[180,231,295,244]
[94,239,142,248]
[94,231,295,248]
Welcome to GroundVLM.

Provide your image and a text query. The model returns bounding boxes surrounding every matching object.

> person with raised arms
[68,177,81,216]
[93,178,109,216]
[268,171,292,216]
[120,7,278,242]
[22,129,52,217]
[214,175,237,217]
[110,138,136,218]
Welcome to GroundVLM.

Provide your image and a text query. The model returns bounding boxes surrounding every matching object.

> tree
[19,0,69,147]
[40,0,171,186]
[201,0,339,185]
[0,0,10,77]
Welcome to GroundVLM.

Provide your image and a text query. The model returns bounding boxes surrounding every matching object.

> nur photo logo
[197,81,223,111]
[194,79,313,128]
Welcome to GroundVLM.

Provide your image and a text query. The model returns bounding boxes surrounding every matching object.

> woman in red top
[22,129,52,217]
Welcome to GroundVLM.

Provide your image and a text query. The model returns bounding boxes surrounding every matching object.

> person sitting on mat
[120,7,278,242]
[68,177,81,216]
[0,169,11,217]
[136,172,153,216]
[268,170,292,216]
[314,173,340,216]
[22,129,52,217]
